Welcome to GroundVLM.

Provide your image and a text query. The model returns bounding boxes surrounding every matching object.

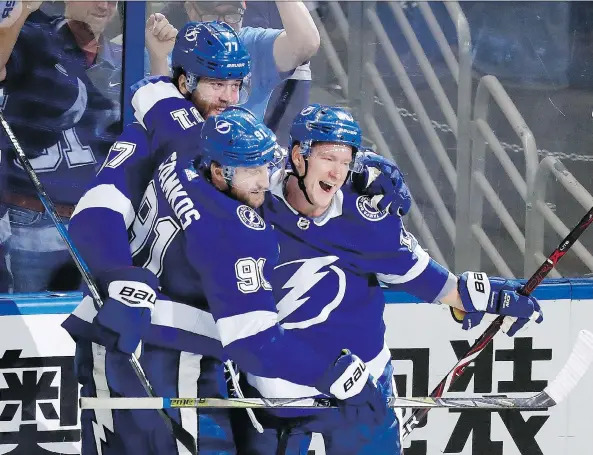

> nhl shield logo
[355,196,388,221]
[237,205,266,230]
[297,217,310,230]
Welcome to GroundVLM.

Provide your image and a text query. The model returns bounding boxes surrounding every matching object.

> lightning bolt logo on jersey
[274,256,346,329]
[250,174,454,401]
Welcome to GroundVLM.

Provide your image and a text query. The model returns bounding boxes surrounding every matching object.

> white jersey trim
[132,80,185,128]
[269,170,343,225]
[216,310,278,347]
[376,243,430,285]
[72,184,136,229]
[246,343,391,398]
[72,295,221,341]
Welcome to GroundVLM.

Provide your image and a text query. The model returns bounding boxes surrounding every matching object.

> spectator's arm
[146,13,177,77]
[0,1,42,82]
[272,0,320,73]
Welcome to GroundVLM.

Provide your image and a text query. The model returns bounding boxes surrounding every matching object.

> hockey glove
[457,271,543,336]
[351,151,412,216]
[95,267,159,356]
[316,350,388,428]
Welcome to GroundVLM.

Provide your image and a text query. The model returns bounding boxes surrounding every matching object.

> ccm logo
[1,1,16,19]
[344,362,367,392]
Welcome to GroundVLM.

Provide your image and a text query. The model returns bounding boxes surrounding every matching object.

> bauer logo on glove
[108,281,157,310]
[457,271,544,337]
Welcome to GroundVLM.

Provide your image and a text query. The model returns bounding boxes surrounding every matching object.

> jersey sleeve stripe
[72,184,135,229]
[131,80,185,128]
[245,344,391,398]
[151,299,220,341]
[216,310,279,347]
[376,244,430,284]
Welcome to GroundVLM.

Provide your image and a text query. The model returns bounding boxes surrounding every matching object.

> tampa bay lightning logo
[300,105,316,116]
[356,196,388,221]
[274,256,346,329]
[184,25,200,41]
[215,120,232,134]
[237,205,266,230]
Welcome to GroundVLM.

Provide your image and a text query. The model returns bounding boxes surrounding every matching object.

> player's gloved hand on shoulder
[94,267,159,356]
[455,271,543,336]
[316,350,388,427]
[351,150,412,216]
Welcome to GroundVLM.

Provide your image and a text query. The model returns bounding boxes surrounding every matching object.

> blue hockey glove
[457,272,543,336]
[95,267,159,355]
[316,350,388,428]
[351,151,412,216]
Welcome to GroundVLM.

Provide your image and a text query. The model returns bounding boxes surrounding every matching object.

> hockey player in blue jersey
[65,20,252,277]
[228,104,544,455]
[63,106,396,455]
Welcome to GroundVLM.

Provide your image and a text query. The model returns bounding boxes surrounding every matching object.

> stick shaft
[402,206,593,439]
[80,393,554,410]
[0,111,197,454]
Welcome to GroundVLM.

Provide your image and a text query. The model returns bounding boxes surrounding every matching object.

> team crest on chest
[237,205,266,230]
[355,196,389,222]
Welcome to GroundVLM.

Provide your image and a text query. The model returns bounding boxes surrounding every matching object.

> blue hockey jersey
[69,77,204,276]
[244,172,457,399]
[68,146,339,386]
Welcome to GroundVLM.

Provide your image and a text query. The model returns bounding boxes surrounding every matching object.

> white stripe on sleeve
[72,184,136,229]
[216,311,279,347]
[376,244,430,285]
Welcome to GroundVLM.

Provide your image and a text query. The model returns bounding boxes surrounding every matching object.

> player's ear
[178,74,190,96]
[210,163,228,190]
[291,144,305,173]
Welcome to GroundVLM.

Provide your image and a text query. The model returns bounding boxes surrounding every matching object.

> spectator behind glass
[242,1,314,147]
[0,1,122,293]
[147,0,320,123]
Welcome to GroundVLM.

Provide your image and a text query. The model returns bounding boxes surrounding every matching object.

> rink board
[0,280,592,455]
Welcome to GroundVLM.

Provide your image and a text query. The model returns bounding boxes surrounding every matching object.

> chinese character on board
[0,349,80,454]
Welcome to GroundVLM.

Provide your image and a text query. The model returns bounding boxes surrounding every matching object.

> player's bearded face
[229,165,270,208]
[193,78,242,119]
[304,143,353,209]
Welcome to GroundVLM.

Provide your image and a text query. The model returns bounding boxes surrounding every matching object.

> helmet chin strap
[293,159,314,206]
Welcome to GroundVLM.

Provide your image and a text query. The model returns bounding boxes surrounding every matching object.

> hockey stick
[80,329,593,410]
[401,205,593,439]
[0,111,198,455]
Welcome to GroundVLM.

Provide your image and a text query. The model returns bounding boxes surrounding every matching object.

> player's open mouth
[319,181,334,192]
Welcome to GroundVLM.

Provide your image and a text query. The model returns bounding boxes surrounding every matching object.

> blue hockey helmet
[288,104,364,172]
[172,21,251,100]
[198,106,286,189]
